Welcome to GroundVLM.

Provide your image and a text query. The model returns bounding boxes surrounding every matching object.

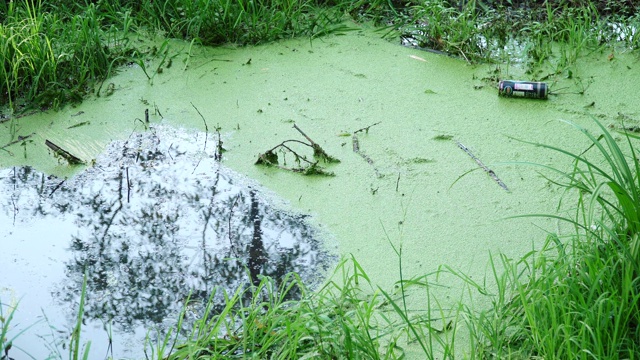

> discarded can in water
[498,80,548,99]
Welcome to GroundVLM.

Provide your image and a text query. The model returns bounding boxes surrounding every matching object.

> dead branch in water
[191,102,225,170]
[1,133,35,156]
[293,123,340,163]
[45,140,85,165]
[256,124,338,176]
[455,140,509,192]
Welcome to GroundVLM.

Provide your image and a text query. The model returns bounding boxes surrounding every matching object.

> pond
[1,27,639,358]
[0,126,336,359]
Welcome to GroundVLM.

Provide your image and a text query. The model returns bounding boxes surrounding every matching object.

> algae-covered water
[1,26,639,357]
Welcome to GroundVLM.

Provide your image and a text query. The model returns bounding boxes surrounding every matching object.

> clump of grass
[132,0,347,46]
[0,0,132,111]
[70,273,91,360]
[396,0,636,70]
[402,0,486,62]
[10,115,640,358]
[1,297,20,359]
[151,254,459,359]
[4,0,640,112]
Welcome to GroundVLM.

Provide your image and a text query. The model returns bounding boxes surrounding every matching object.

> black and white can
[498,80,548,99]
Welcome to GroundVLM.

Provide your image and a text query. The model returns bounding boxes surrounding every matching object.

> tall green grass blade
[70,272,90,360]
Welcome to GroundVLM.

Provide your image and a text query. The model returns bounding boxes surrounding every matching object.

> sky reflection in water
[0,125,335,359]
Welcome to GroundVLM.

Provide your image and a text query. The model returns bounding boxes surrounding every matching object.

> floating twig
[352,122,382,178]
[353,121,381,135]
[67,121,90,129]
[293,123,316,146]
[1,133,35,154]
[256,140,318,171]
[191,102,208,152]
[191,102,213,172]
[45,140,85,165]
[293,123,339,163]
[49,179,66,197]
[455,140,509,192]
[0,110,39,123]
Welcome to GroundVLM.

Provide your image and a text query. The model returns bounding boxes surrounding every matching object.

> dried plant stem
[455,140,509,191]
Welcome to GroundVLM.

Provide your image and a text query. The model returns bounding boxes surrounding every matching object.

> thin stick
[455,141,509,192]
[293,123,317,146]
[353,121,381,134]
[126,167,131,203]
[352,124,382,178]
[154,103,163,118]
[191,102,209,151]
[49,179,66,197]
[1,133,35,150]
[228,195,240,255]
[191,102,209,173]
[0,110,38,123]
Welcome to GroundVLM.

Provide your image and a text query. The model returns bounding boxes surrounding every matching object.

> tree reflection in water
[1,126,335,336]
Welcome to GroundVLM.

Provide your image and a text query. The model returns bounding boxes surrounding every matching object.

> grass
[134,0,344,46]
[396,0,639,77]
[2,0,640,358]
[0,0,134,113]
[0,0,357,113]
[4,122,640,356]
[149,256,426,359]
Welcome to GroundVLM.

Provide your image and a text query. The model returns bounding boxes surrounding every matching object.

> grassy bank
[2,0,640,113]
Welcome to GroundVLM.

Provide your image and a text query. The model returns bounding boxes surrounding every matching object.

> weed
[0,0,132,111]
[70,273,91,360]
[151,258,403,359]
[3,0,639,111]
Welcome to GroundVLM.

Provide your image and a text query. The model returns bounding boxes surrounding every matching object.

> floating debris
[352,122,382,179]
[498,80,548,99]
[256,124,338,176]
[45,139,85,165]
[455,140,509,192]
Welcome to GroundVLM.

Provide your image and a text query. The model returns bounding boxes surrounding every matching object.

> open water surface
[0,126,335,359]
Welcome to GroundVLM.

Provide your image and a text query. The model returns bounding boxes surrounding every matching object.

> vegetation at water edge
[1,0,640,112]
